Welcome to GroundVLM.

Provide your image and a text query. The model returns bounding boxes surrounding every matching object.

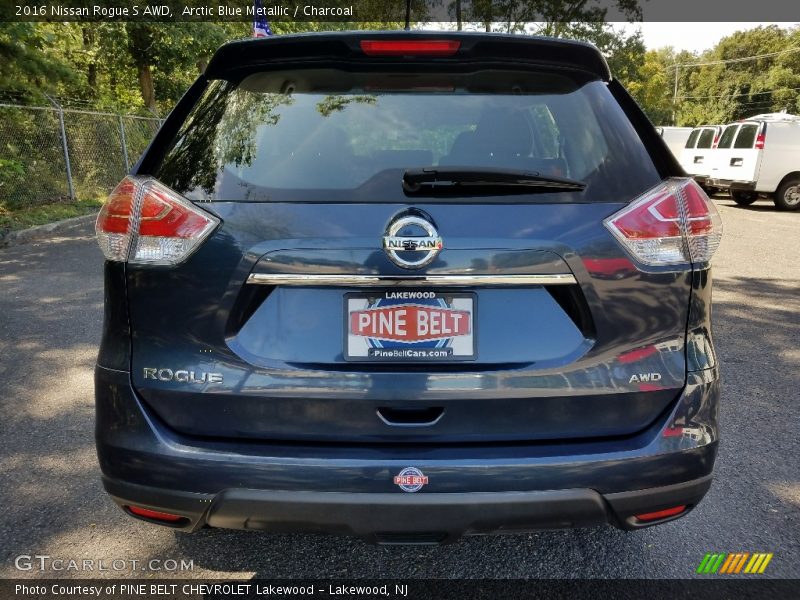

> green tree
[447,2,647,104]
[675,25,800,125]
[0,23,75,101]
[626,48,675,125]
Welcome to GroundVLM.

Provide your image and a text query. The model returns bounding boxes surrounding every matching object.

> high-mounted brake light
[96,176,218,264]
[604,178,722,266]
[360,40,461,57]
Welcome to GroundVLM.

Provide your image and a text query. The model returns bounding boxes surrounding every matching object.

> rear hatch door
[126,35,690,444]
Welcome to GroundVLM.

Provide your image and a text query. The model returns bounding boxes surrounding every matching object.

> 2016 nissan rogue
[94,32,722,544]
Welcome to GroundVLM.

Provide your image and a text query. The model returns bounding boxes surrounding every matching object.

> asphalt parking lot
[0,197,797,579]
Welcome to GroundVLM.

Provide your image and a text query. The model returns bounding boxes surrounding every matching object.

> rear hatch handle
[377,407,445,427]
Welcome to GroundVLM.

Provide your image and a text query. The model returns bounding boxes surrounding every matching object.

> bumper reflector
[126,505,185,523]
[635,505,687,522]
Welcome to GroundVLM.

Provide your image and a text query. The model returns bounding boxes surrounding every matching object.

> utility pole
[404,0,411,30]
[673,66,679,126]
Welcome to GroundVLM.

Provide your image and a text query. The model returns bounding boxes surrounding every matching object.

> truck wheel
[774,178,800,211]
[731,190,758,206]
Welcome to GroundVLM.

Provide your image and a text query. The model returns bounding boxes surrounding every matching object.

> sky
[622,22,799,53]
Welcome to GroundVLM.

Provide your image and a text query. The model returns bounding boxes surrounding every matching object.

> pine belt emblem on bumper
[394,467,429,492]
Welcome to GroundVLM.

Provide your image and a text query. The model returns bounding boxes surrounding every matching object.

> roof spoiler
[205,31,611,82]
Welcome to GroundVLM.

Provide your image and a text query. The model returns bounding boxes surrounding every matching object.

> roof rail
[745,112,800,122]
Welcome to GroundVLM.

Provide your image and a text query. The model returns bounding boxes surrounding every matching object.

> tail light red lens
[634,505,687,522]
[755,132,765,149]
[96,176,218,264]
[604,178,722,266]
[360,40,461,57]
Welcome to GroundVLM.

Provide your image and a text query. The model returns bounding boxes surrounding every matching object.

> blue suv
[94,32,722,544]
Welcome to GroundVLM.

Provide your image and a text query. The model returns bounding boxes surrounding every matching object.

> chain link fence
[0,103,161,210]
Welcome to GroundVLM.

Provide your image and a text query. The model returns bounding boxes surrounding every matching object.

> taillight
[755,132,765,149]
[95,176,218,264]
[360,40,461,57]
[604,178,722,266]
[712,134,720,148]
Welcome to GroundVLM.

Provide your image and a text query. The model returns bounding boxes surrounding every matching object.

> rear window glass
[685,129,700,148]
[734,124,758,148]
[696,129,715,149]
[717,125,739,149]
[154,69,660,202]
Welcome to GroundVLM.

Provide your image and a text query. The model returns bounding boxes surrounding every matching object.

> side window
[696,129,715,149]
[685,129,700,149]
[717,125,738,149]
[734,124,758,149]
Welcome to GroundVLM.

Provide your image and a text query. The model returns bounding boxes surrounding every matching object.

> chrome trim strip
[246,273,577,286]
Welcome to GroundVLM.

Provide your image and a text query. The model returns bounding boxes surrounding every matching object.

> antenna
[404,0,411,30]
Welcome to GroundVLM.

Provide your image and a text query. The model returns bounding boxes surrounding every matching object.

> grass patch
[0,198,103,236]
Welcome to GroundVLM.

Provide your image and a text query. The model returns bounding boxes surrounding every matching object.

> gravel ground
[0,196,797,579]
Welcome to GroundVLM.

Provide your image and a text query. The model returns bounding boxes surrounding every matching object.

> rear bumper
[104,475,712,544]
[708,179,756,192]
[96,365,720,542]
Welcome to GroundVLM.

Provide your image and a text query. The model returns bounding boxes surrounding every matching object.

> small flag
[253,0,272,38]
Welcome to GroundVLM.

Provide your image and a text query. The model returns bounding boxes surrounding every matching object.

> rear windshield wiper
[402,167,586,196]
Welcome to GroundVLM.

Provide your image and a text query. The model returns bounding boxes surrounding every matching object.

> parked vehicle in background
[679,125,722,192]
[708,113,800,210]
[656,126,693,160]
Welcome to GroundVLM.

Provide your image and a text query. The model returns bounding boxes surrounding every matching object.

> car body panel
[679,126,721,182]
[126,201,690,443]
[712,122,762,184]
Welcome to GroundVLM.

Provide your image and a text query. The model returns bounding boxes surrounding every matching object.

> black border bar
[2,0,800,22]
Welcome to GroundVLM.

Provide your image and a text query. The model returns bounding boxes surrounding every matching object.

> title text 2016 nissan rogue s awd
[94,32,722,544]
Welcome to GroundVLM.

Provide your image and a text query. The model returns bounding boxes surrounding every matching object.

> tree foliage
[633,25,800,126]
[0,23,75,101]
[2,18,799,128]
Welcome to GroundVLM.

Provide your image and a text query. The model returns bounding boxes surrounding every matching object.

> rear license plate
[345,291,476,361]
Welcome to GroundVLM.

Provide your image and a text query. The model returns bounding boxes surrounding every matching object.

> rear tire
[731,190,758,206]
[774,178,800,211]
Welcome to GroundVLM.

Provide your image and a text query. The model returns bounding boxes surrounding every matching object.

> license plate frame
[344,290,477,362]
